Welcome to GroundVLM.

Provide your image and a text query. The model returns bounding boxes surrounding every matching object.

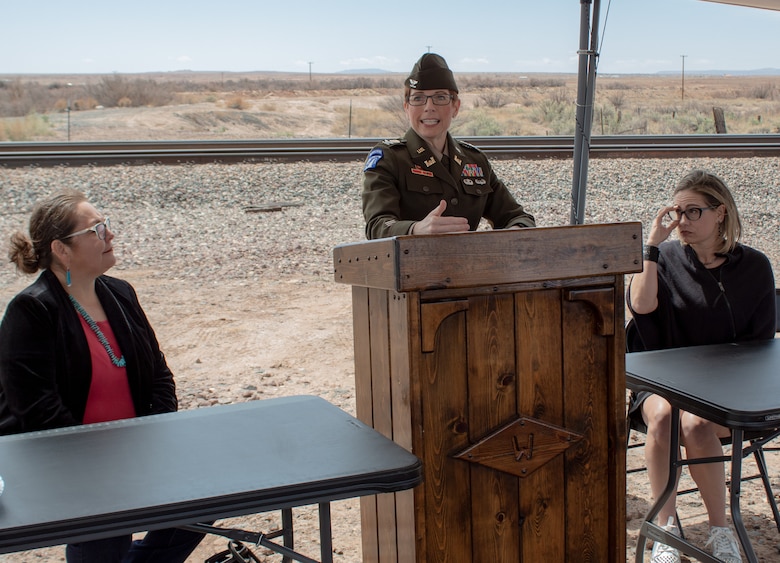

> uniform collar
[404,129,464,168]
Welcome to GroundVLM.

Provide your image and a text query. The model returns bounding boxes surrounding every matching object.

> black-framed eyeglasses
[63,218,111,241]
[406,93,453,106]
[666,206,717,222]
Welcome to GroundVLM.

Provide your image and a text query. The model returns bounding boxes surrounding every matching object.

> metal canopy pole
[570,0,601,225]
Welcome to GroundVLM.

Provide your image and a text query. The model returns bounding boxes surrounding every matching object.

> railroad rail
[2,135,780,167]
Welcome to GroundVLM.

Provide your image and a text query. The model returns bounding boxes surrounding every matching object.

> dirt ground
[1,268,779,562]
[0,271,363,563]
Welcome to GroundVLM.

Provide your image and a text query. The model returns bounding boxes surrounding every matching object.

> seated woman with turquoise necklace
[0,189,205,563]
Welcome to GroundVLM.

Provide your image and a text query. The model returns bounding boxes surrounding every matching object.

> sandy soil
[0,271,363,563]
[1,268,779,562]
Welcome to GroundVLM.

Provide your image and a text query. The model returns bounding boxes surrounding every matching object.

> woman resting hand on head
[627,169,776,563]
[0,189,205,563]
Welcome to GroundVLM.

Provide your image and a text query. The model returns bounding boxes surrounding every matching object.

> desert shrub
[0,113,52,141]
[711,88,741,100]
[378,95,408,131]
[88,75,174,108]
[527,77,566,88]
[333,106,400,138]
[180,112,219,129]
[594,105,618,134]
[460,75,530,89]
[475,90,509,109]
[594,105,648,135]
[0,80,35,117]
[174,92,201,105]
[606,91,626,110]
[378,94,403,112]
[374,76,401,89]
[215,74,402,92]
[74,97,99,110]
[615,118,649,135]
[226,96,249,110]
[496,116,528,136]
[548,87,572,105]
[236,112,264,127]
[0,80,89,117]
[179,110,267,131]
[530,99,576,135]
[88,75,132,107]
[749,83,778,100]
[453,109,502,136]
[602,81,632,90]
[747,124,773,134]
[664,112,715,134]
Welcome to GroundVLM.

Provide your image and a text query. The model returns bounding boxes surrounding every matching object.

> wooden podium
[333,223,642,563]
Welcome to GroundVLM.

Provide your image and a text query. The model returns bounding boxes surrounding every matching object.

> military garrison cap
[405,53,458,93]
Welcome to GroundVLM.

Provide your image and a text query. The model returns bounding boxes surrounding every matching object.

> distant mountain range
[338,68,400,75]
[655,68,780,76]
[339,68,780,76]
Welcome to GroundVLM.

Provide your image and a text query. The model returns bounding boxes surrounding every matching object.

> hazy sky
[3,0,779,75]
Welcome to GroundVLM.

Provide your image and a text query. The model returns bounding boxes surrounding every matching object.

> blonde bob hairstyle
[673,169,742,254]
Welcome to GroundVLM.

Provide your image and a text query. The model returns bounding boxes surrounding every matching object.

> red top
[77,316,136,424]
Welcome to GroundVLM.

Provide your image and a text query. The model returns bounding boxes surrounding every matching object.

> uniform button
[475,189,482,195]
[450,198,459,206]
[423,186,430,193]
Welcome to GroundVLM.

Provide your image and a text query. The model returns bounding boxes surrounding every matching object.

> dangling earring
[66,269,72,287]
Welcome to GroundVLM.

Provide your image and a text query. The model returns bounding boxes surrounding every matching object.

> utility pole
[66,82,73,142]
[425,45,432,53]
[681,55,687,100]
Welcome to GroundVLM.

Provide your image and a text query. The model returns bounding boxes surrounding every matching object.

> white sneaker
[705,526,742,563]
[651,516,681,563]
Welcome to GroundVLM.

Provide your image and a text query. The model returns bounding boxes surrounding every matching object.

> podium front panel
[336,225,641,563]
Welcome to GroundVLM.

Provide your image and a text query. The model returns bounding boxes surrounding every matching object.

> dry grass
[2,71,780,141]
[0,113,52,141]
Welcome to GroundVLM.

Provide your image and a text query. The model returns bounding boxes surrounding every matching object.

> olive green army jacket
[361,128,535,240]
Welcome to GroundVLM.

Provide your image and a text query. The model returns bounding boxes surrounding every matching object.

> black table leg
[635,406,720,563]
[281,507,294,563]
[730,428,758,563]
[318,502,333,563]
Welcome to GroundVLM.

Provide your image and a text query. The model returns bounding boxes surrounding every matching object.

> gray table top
[626,339,780,429]
[0,395,421,553]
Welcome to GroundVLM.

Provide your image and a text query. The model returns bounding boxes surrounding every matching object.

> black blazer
[0,269,177,434]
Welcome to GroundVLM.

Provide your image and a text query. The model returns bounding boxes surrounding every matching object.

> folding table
[625,339,780,563]
[0,395,422,562]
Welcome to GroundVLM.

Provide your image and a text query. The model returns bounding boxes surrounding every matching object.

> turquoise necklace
[68,294,127,368]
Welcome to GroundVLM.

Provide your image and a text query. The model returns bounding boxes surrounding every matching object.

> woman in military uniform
[361,52,536,240]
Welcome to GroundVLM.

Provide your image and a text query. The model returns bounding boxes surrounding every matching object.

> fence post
[713,107,727,134]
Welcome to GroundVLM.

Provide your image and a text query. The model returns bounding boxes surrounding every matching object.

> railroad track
[2,135,780,167]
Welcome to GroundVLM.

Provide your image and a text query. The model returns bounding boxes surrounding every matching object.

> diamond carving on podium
[453,417,583,478]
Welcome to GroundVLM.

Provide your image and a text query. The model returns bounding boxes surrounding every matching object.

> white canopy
[700,0,780,10]
[570,0,779,224]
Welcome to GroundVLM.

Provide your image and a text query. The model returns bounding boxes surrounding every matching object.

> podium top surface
[334,222,642,292]
[0,396,422,553]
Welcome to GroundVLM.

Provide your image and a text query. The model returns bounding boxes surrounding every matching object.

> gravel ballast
[1,157,778,291]
[1,156,779,561]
